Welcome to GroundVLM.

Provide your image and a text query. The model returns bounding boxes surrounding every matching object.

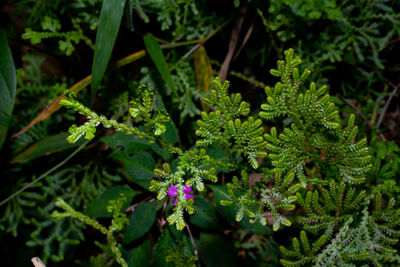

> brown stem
[376,81,400,131]
[218,3,248,81]
[186,223,198,257]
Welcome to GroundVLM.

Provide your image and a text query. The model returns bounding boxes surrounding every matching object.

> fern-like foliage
[262,49,371,185]
[172,60,205,121]
[22,16,94,55]
[128,0,219,40]
[281,193,400,266]
[54,48,400,266]
[280,230,328,266]
[60,86,169,143]
[195,77,267,169]
[52,194,129,267]
[221,169,300,231]
[150,148,231,230]
[0,164,120,262]
[296,182,366,236]
[165,240,197,267]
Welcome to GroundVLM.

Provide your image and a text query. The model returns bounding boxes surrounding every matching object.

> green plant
[2,1,399,265]
[57,49,400,266]
[0,164,121,262]
[52,194,129,267]
[22,16,95,55]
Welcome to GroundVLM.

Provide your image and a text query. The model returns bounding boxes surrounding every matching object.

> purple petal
[167,185,178,197]
[173,200,179,206]
[183,186,192,194]
[185,193,195,199]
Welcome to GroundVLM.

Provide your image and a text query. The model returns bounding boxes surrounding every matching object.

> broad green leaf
[123,239,151,267]
[206,146,231,173]
[123,201,157,244]
[0,29,16,149]
[168,223,183,240]
[209,185,236,221]
[209,185,269,234]
[143,33,177,97]
[114,151,156,189]
[10,132,85,164]
[199,233,238,267]
[153,229,175,267]
[91,0,126,91]
[101,132,169,160]
[85,185,137,218]
[189,196,220,230]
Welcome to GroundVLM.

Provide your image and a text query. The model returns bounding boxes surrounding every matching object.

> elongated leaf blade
[10,132,85,164]
[0,29,16,148]
[143,34,177,97]
[91,0,126,91]
[13,50,146,138]
[194,45,212,93]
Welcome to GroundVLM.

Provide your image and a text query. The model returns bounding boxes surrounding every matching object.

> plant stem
[0,141,89,207]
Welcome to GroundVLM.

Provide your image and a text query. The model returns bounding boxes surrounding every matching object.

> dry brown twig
[31,257,45,267]
[218,3,248,81]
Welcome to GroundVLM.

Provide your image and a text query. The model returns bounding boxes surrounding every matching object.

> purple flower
[183,186,194,199]
[167,185,178,197]
[183,186,191,193]
[167,185,195,205]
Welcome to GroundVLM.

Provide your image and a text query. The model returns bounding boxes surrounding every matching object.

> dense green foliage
[1,0,400,266]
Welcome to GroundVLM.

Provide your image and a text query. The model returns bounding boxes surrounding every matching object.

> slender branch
[376,81,400,130]
[31,257,46,267]
[170,43,202,71]
[186,223,198,257]
[233,17,255,62]
[340,96,372,128]
[125,196,155,212]
[218,4,248,81]
[0,141,89,207]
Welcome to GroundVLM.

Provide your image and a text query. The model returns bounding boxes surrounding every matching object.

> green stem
[0,141,89,207]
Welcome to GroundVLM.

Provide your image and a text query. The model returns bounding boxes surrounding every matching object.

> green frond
[22,16,94,55]
[52,197,128,267]
[60,86,170,144]
[150,148,227,230]
[196,78,268,168]
[261,49,371,185]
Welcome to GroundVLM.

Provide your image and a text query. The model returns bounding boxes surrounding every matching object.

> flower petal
[167,185,178,197]
[183,185,192,194]
[185,193,194,199]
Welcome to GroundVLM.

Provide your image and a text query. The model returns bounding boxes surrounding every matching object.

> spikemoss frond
[261,49,371,185]
[60,86,169,144]
[150,148,231,230]
[196,77,267,168]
